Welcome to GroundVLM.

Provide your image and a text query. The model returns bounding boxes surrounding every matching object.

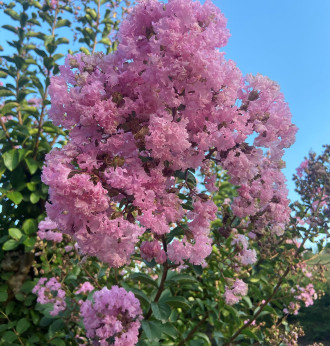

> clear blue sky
[213,0,330,201]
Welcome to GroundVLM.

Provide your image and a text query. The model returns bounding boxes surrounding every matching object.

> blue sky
[213,0,330,201]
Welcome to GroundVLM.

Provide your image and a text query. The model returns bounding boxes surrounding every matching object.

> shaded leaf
[3,149,20,171]
[25,157,38,174]
[129,273,158,288]
[151,301,171,322]
[22,219,38,235]
[17,318,30,335]
[2,239,19,251]
[141,320,162,341]
[161,296,191,310]
[9,228,22,240]
[7,191,23,204]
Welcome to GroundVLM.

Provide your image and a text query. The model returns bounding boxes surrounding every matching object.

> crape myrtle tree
[0,0,130,344]
[0,0,328,344]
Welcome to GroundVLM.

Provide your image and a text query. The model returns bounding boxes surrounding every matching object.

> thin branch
[145,260,169,320]
[204,147,217,161]
[0,117,14,146]
[0,310,24,346]
[81,264,103,290]
[177,312,209,346]
[16,70,23,125]
[145,236,169,320]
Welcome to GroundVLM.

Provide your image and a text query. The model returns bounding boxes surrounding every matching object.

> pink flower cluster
[80,286,142,346]
[32,277,66,316]
[140,240,166,264]
[296,159,309,178]
[75,282,95,295]
[224,279,248,305]
[232,232,257,266]
[283,283,317,315]
[43,0,296,267]
[38,217,63,243]
[295,283,317,308]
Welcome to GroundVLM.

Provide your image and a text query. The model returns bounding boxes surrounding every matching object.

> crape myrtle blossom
[283,284,317,316]
[75,282,95,295]
[32,277,66,316]
[42,0,297,267]
[294,283,317,308]
[140,240,166,264]
[224,279,248,305]
[296,159,309,178]
[232,231,257,266]
[38,217,63,243]
[80,286,142,346]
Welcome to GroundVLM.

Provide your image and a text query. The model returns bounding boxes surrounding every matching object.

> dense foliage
[0,0,329,345]
[0,0,129,344]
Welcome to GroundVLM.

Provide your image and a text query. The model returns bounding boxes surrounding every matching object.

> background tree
[0,0,129,344]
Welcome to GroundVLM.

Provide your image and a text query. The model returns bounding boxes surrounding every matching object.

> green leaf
[17,318,30,335]
[34,48,47,57]
[50,338,66,346]
[80,47,90,55]
[0,88,15,97]
[166,273,198,285]
[263,304,278,316]
[193,265,203,276]
[162,296,191,310]
[0,291,8,302]
[141,320,162,341]
[195,332,211,344]
[99,37,111,45]
[23,237,36,251]
[129,273,158,287]
[166,225,186,243]
[7,191,23,204]
[2,331,17,343]
[240,329,259,341]
[25,157,38,174]
[3,149,20,171]
[2,239,19,251]
[26,31,44,39]
[4,8,19,21]
[160,322,178,339]
[186,170,196,188]
[30,310,39,325]
[9,228,22,240]
[242,296,253,309]
[30,192,40,204]
[0,324,8,333]
[27,182,37,191]
[23,219,38,235]
[20,12,28,27]
[6,301,14,315]
[151,301,171,322]
[55,37,69,45]
[181,202,194,211]
[130,289,150,307]
[1,101,18,115]
[2,24,18,34]
[49,319,65,338]
[56,19,71,28]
